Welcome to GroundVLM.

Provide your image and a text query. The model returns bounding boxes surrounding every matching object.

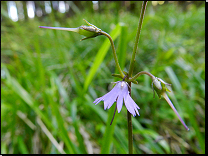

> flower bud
[152,77,171,98]
[152,77,162,90]
[152,77,189,131]
[39,19,102,41]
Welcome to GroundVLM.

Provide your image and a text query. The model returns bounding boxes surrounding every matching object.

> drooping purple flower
[93,81,140,117]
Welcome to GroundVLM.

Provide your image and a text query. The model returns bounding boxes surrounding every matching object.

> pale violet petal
[162,92,189,131]
[117,94,124,113]
[39,26,79,32]
[94,97,105,105]
[117,83,129,113]
[130,97,140,116]
[93,97,103,104]
[93,81,140,117]
[93,92,109,105]
[103,84,121,110]
[124,93,136,116]
[93,84,118,107]
[129,95,140,116]
[133,102,140,116]
[124,93,140,117]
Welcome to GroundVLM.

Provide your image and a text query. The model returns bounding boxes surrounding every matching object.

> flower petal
[104,83,121,109]
[93,83,119,106]
[162,92,189,131]
[94,82,121,110]
[117,82,129,113]
[124,93,140,116]
[39,26,79,32]
[124,94,135,116]
[94,81,140,117]
[93,93,110,105]
[93,97,103,104]
[117,94,124,113]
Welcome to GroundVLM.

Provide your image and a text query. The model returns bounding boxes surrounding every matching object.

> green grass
[1,2,205,154]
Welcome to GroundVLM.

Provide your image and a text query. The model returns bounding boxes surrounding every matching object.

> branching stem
[100,31,124,78]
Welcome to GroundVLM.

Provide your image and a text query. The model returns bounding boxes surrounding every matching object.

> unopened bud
[152,77,171,98]
[39,19,102,41]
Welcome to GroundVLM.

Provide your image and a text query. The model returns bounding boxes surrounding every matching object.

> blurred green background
[1,1,205,154]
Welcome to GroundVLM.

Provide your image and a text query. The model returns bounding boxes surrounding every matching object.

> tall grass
[1,2,205,154]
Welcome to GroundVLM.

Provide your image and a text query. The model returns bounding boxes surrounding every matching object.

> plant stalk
[127,82,133,154]
[127,1,148,154]
[128,1,148,77]
[129,71,155,82]
[100,31,124,78]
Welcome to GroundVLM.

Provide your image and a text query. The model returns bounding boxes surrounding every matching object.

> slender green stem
[129,71,155,82]
[100,31,124,78]
[127,2,148,154]
[128,1,148,77]
[127,82,133,154]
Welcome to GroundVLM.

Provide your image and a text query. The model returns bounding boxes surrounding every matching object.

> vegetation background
[1,1,205,154]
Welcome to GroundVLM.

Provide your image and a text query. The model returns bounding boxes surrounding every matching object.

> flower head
[93,81,140,117]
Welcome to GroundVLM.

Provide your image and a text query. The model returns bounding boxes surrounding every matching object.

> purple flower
[93,81,140,117]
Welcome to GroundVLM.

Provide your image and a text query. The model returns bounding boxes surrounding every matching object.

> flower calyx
[152,77,171,98]
[112,72,138,84]
[79,19,102,41]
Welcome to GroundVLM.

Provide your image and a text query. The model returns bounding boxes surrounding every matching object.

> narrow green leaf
[1,142,7,154]
[18,136,29,154]
[117,23,128,70]
[49,71,70,103]
[100,105,118,154]
[186,88,205,153]
[34,36,46,89]
[48,74,79,154]
[71,100,87,154]
[165,66,182,92]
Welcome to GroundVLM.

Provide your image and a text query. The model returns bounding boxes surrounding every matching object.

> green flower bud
[152,77,171,98]
[39,19,102,41]
[152,77,189,131]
